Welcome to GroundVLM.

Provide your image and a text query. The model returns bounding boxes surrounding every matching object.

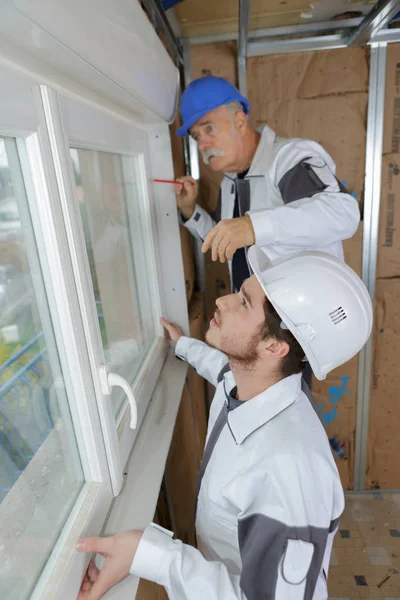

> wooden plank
[169,114,185,179]
[162,292,209,546]
[164,382,199,546]
[136,579,169,600]
[188,292,208,452]
[175,0,309,37]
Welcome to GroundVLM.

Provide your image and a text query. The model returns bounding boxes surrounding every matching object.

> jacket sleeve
[247,140,360,250]
[175,336,228,387]
[180,204,216,242]
[130,523,245,599]
[130,452,339,600]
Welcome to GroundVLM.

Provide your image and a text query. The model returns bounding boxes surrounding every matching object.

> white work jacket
[131,337,345,599]
[182,126,359,284]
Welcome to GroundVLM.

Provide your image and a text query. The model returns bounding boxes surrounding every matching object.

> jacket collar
[223,371,302,445]
[223,125,276,181]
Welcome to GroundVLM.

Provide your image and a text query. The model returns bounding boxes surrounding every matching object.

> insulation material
[247,48,369,104]
[367,279,400,490]
[251,94,367,201]
[190,41,237,86]
[248,48,369,202]
[377,154,400,278]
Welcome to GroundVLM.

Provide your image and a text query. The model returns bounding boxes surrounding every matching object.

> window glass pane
[0,138,84,599]
[70,148,158,417]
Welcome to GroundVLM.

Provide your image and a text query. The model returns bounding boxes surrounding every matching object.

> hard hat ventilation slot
[329,306,347,325]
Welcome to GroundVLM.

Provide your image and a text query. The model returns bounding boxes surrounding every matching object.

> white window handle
[99,365,138,429]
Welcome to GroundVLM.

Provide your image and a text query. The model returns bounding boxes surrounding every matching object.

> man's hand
[202,216,255,262]
[160,317,184,343]
[175,176,198,220]
[76,530,143,600]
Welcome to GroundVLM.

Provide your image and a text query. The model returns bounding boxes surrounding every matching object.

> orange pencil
[154,179,195,185]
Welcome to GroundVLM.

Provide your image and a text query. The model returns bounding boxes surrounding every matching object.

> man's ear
[259,337,290,360]
[234,110,247,136]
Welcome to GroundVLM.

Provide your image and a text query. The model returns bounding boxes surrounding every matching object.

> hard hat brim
[176,107,214,136]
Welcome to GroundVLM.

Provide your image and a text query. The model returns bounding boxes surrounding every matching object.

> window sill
[102,347,188,599]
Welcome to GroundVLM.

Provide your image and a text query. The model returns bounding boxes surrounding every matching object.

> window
[0,138,84,598]
[0,58,186,600]
[69,148,158,419]
[55,93,169,476]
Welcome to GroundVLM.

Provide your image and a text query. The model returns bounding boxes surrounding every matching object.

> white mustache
[202,148,225,165]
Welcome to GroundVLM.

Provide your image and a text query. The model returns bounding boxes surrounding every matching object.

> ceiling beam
[372,26,400,42]
[246,27,400,58]
[189,17,363,45]
[247,33,348,57]
[347,0,400,46]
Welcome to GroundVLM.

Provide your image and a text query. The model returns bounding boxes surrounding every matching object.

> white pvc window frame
[0,58,189,599]
[0,63,114,600]
[41,89,170,492]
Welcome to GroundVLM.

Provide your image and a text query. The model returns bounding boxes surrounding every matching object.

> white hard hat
[248,246,373,381]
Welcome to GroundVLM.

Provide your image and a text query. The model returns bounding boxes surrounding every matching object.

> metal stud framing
[238,0,252,96]
[354,43,388,490]
[348,0,400,46]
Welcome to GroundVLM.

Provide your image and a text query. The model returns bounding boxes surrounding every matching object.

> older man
[175,75,359,294]
[76,248,372,600]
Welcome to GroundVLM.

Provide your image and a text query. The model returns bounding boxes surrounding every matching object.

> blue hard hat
[176,76,251,137]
